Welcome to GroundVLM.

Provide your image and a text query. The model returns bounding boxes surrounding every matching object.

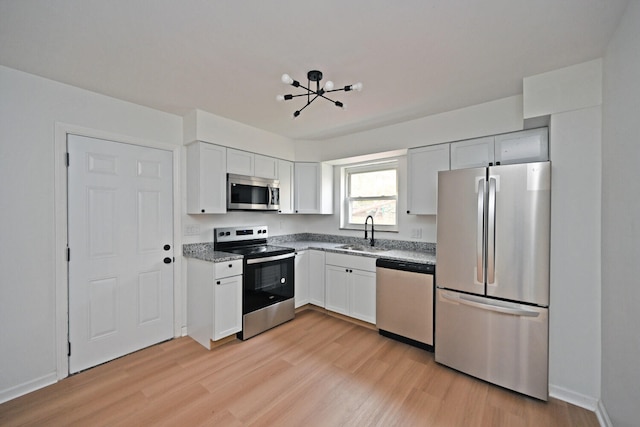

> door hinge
[67,247,70,262]
[68,342,71,357]
[65,152,70,167]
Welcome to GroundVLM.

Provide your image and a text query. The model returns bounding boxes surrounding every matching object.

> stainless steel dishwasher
[376,258,435,351]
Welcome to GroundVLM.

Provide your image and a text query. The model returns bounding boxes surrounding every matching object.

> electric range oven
[214,226,295,340]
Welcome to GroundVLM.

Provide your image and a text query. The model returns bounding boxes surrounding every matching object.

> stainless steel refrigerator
[435,161,550,401]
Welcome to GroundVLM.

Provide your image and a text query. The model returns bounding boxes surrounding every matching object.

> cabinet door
[294,162,333,214]
[308,250,326,307]
[213,275,242,340]
[325,265,349,316]
[254,154,278,179]
[350,269,376,324]
[294,251,310,308]
[450,136,495,169]
[186,142,226,214]
[227,148,254,176]
[407,144,450,215]
[294,162,320,213]
[495,128,548,165]
[277,159,294,214]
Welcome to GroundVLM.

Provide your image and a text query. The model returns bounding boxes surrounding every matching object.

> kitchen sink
[336,244,388,253]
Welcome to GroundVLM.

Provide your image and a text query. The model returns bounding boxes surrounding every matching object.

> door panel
[68,134,174,373]
[435,167,487,295]
[487,162,550,305]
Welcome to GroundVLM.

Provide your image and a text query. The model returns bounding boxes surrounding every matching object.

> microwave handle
[268,186,277,207]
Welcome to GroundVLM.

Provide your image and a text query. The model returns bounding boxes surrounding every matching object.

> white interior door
[68,134,174,373]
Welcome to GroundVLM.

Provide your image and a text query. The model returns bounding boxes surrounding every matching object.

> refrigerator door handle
[441,291,540,317]
[476,178,485,283]
[487,177,496,284]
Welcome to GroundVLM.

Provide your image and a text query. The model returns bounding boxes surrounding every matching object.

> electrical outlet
[184,224,201,236]
[411,228,423,239]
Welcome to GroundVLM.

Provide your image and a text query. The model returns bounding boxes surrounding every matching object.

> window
[342,161,398,231]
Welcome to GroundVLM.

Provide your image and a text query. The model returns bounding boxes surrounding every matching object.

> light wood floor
[0,309,599,426]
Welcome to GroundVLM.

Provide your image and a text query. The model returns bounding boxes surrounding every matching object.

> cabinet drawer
[215,259,243,279]
[325,252,376,272]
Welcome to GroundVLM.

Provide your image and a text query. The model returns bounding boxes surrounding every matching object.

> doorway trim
[54,122,183,380]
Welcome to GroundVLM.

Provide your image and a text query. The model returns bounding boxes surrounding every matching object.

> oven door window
[243,256,294,313]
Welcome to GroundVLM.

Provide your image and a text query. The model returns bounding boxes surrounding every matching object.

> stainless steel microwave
[227,174,280,211]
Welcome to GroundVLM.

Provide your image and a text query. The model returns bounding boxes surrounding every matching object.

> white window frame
[341,160,399,232]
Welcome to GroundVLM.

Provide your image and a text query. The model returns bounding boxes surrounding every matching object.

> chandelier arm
[297,95,319,115]
[324,87,351,94]
[287,93,317,99]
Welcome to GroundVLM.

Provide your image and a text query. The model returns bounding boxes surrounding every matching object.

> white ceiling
[0,0,629,140]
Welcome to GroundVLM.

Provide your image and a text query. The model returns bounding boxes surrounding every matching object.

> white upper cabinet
[227,148,278,179]
[450,136,495,170]
[407,144,450,215]
[254,154,278,179]
[277,159,294,214]
[495,128,548,165]
[294,162,333,214]
[450,128,549,170]
[186,141,227,214]
[226,148,254,176]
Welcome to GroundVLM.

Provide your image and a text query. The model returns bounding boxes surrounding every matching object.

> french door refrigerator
[435,161,550,401]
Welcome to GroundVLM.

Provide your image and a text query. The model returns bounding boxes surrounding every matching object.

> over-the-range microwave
[227,173,280,211]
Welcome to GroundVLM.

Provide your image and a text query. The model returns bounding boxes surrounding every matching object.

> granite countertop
[182,242,243,263]
[183,233,436,265]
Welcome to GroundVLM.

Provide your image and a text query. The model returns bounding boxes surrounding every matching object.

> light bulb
[325,81,334,91]
[276,94,285,102]
[281,74,293,85]
[352,82,363,91]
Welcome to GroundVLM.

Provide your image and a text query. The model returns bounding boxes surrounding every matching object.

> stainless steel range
[214,226,295,340]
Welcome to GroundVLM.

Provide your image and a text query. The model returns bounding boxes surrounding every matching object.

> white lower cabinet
[308,250,326,307]
[294,251,310,308]
[324,253,376,324]
[187,258,243,349]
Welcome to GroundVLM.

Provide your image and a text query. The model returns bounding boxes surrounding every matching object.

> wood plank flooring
[0,309,599,426]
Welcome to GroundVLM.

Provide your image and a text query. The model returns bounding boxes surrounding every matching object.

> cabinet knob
[406,210,410,214]
[163,244,171,251]
[216,281,221,285]
[201,209,205,213]
[228,264,232,268]
[163,257,172,264]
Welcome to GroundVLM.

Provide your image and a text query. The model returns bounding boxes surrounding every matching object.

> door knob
[163,257,172,264]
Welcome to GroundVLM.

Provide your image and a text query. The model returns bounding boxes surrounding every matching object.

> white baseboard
[596,399,612,427]
[0,372,57,404]
[549,384,599,410]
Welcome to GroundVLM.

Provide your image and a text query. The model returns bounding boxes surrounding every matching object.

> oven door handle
[246,252,295,265]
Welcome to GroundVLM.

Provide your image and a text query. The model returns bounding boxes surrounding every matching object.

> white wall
[0,66,183,403]
[601,0,640,425]
[184,109,295,160]
[523,61,603,409]
[548,107,602,406]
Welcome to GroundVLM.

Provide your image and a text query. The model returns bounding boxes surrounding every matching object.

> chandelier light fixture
[276,70,363,118]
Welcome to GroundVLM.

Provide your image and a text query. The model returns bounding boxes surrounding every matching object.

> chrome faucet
[364,215,375,247]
